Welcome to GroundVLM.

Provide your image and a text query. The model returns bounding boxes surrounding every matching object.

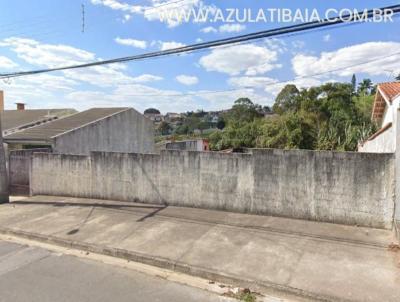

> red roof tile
[378,82,400,102]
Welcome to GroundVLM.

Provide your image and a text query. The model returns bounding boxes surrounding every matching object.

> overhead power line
[100,51,400,97]
[1,4,400,79]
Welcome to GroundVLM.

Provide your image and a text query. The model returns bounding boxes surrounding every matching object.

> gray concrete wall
[166,140,203,151]
[53,108,154,155]
[31,149,395,229]
[31,153,92,198]
[8,148,50,195]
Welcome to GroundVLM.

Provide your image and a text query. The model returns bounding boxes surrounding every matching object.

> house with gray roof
[4,107,155,155]
[1,108,77,136]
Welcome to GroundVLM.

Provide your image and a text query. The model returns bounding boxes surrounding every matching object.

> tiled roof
[378,82,400,102]
[4,108,129,142]
[1,109,76,132]
[371,82,400,122]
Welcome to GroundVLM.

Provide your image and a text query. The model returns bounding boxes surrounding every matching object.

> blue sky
[0,0,399,113]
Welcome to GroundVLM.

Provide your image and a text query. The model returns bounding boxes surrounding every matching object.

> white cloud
[200,26,217,33]
[199,44,279,76]
[0,37,164,89]
[198,88,270,109]
[292,41,400,77]
[132,74,163,83]
[0,74,80,109]
[195,38,203,43]
[63,66,134,87]
[115,37,147,49]
[144,0,210,28]
[0,37,95,68]
[201,24,246,34]
[158,41,186,50]
[228,76,278,89]
[91,0,210,28]
[92,0,219,28]
[0,56,18,69]
[228,75,329,97]
[20,74,79,91]
[176,74,199,85]
[64,84,198,113]
[263,77,325,96]
[227,76,316,99]
[90,0,143,14]
[123,14,131,22]
[264,38,287,54]
[292,40,305,49]
[219,24,246,33]
[323,34,331,42]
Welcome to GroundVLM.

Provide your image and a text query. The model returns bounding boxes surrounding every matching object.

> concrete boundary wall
[31,149,396,229]
[9,148,51,195]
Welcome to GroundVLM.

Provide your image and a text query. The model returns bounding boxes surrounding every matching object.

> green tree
[351,74,357,93]
[209,81,376,152]
[209,119,262,150]
[216,117,226,130]
[224,98,262,125]
[174,124,189,135]
[157,121,172,136]
[396,74,400,81]
[257,111,318,150]
[144,108,160,114]
[262,106,272,114]
[354,94,375,121]
[185,116,201,133]
[358,79,373,95]
[272,84,300,114]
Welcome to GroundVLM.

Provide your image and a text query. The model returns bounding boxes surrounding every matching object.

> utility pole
[82,4,85,33]
[0,91,9,203]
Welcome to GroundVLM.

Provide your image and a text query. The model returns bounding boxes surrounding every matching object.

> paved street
[0,240,229,302]
[0,196,399,302]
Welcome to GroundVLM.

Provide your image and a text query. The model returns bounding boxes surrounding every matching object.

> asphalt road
[0,240,229,302]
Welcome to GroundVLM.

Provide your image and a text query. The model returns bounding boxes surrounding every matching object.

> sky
[0,0,399,113]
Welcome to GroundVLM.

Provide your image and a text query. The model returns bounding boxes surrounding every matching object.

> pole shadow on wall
[135,156,168,222]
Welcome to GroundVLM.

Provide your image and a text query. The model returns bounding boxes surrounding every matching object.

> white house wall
[358,126,395,153]
[359,95,400,153]
[382,97,400,126]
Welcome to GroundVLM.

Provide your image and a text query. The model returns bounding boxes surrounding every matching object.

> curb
[0,227,352,302]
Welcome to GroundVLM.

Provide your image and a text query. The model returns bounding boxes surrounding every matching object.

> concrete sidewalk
[0,196,399,302]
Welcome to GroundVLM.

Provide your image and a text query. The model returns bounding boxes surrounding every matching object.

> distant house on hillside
[4,107,155,155]
[165,112,182,122]
[144,108,163,123]
[358,82,400,153]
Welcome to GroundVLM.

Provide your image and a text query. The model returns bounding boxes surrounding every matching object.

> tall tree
[396,73,400,81]
[144,108,160,115]
[272,84,300,114]
[225,98,262,124]
[351,74,357,93]
[358,79,373,95]
[157,121,172,136]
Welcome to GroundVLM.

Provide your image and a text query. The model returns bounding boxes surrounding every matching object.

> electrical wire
[1,4,399,79]
[97,51,400,97]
